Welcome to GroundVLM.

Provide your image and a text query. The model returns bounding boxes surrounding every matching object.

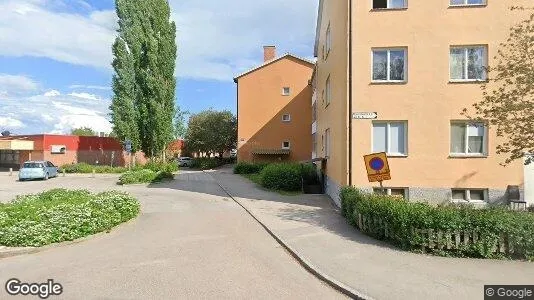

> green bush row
[118,169,174,185]
[61,162,128,174]
[233,162,269,174]
[340,187,534,260]
[0,189,140,247]
[61,161,178,174]
[237,162,319,192]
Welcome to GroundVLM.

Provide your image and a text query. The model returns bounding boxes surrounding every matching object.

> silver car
[177,157,193,167]
[19,161,59,181]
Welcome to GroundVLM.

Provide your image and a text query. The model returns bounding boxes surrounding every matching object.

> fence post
[63,169,66,177]
[92,169,95,178]
[9,168,12,176]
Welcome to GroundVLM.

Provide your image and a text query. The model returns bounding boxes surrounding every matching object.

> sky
[0,0,319,135]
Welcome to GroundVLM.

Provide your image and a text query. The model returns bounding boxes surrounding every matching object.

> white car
[177,157,193,167]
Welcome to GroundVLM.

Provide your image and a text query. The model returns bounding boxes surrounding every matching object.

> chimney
[263,46,276,62]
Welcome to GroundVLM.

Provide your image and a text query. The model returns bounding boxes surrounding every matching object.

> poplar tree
[111,0,177,158]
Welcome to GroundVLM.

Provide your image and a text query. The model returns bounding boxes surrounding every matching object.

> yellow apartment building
[313,0,532,206]
[235,46,314,162]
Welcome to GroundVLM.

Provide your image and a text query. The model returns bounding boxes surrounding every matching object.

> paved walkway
[0,171,344,299]
[210,167,534,300]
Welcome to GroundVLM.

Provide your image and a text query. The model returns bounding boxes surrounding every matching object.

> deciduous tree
[185,110,237,157]
[465,10,534,165]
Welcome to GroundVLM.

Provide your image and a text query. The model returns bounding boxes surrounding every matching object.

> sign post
[363,152,391,193]
[124,140,132,171]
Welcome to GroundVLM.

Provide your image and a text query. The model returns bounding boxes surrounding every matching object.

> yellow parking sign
[363,152,391,183]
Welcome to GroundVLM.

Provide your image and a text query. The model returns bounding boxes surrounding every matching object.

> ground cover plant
[0,189,140,247]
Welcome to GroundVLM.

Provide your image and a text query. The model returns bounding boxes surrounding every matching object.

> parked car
[230,149,237,158]
[19,161,58,181]
[177,157,193,167]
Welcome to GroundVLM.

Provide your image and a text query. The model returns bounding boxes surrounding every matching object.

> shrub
[61,163,128,174]
[340,186,534,260]
[260,163,302,191]
[118,169,174,185]
[0,189,140,247]
[233,162,269,174]
[143,161,178,173]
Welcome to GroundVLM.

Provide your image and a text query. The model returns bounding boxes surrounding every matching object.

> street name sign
[363,152,391,183]
[352,112,378,120]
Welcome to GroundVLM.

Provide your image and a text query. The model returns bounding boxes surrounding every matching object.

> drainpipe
[348,0,353,187]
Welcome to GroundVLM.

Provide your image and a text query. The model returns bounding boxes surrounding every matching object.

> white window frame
[325,23,332,59]
[372,121,408,156]
[282,141,291,149]
[450,121,488,157]
[51,145,67,154]
[325,75,331,105]
[282,114,291,122]
[372,0,408,9]
[449,46,488,82]
[325,128,331,158]
[451,188,488,203]
[282,87,290,96]
[371,48,408,83]
[449,0,486,7]
[373,187,409,199]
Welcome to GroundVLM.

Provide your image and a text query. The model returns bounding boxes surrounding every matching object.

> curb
[207,171,373,300]
[0,216,139,260]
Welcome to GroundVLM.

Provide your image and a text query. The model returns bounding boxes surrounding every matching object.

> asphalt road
[0,171,345,299]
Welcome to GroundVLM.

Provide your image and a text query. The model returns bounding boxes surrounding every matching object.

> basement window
[282,87,290,96]
[373,0,407,9]
[282,141,291,149]
[451,189,487,203]
[373,188,408,199]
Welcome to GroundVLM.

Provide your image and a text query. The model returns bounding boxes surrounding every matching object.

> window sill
[448,4,487,9]
[449,79,488,84]
[370,81,407,85]
[449,154,488,159]
[386,154,408,158]
[370,7,408,12]
[451,200,487,204]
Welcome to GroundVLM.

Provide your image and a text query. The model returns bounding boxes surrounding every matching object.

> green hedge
[340,187,534,260]
[61,161,178,174]
[61,163,128,174]
[260,163,302,191]
[0,189,140,247]
[233,162,269,174]
[118,169,174,185]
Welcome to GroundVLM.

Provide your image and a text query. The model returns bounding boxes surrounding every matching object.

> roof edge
[233,54,315,82]
[314,0,324,57]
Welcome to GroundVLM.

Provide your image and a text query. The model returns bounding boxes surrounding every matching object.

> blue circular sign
[369,157,385,171]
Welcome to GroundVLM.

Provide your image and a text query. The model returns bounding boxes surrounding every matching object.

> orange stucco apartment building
[234,46,314,162]
[313,0,532,206]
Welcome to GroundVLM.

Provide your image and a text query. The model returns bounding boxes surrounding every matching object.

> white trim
[372,121,408,156]
[325,22,332,60]
[311,121,317,134]
[372,0,408,9]
[449,45,488,81]
[282,141,291,149]
[325,75,331,105]
[450,121,488,156]
[449,0,486,7]
[371,48,408,83]
[325,128,331,158]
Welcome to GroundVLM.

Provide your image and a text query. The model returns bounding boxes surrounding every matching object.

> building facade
[314,0,531,206]
[0,135,147,169]
[235,46,314,163]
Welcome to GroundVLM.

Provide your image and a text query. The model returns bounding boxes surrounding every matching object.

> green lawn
[240,174,301,196]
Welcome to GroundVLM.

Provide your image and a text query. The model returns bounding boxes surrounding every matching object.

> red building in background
[0,135,147,169]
